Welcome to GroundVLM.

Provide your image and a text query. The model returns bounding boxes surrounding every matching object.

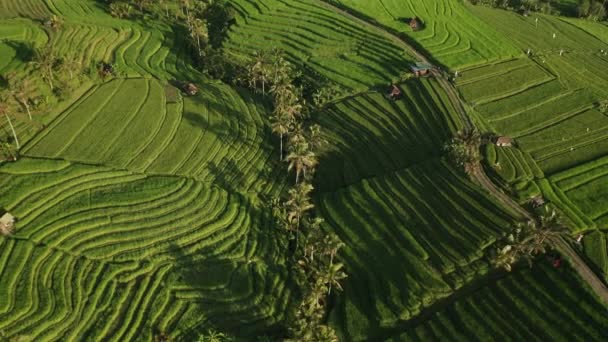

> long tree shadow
[164,223,293,340]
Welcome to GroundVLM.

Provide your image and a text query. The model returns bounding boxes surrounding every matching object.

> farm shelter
[410,17,422,31]
[184,82,199,96]
[496,136,514,147]
[411,62,433,77]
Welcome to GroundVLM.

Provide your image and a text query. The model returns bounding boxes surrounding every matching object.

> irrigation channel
[316,0,608,305]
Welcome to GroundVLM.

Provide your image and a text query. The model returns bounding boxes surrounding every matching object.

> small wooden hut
[495,136,514,147]
[184,83,199,96]
[410,62,433,77]
[389,85,402,100]
[410,17,422,31]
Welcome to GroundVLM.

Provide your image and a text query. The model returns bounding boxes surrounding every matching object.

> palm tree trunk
[4,114,20,149]
[280,133,283,161]
[23,102,32,120]
[165,4,169,17]
[46,70,54,90]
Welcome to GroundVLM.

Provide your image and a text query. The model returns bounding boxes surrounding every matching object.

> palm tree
[9,77,33,120]
[444,128,481,175]
[61,53,82,80]
[493,208,570,271]
[286,182,315,246]
[109,2,132,18]
[288,122,306,146]
[0,92,20,149]
[308,124,327,153]
[133,0,150,12]
[31,46,59,91]
[324,262,347,296]
[270,111,291,160]
[190,18,208,56]
[156,0,169,17]
[286,141,317,184]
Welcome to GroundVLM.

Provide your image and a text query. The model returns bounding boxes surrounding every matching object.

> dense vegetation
[1,0,607,341]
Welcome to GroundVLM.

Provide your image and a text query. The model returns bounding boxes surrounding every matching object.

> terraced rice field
[0,158,293,340]
[387,263,608,341]
[316,78,460,190]
[455,8,608,174]
[1,0,607,340]
[334,0,522,68]
[551,155,608,227]
[227,0,413,90]
[320,159,522,340]
[23,78,283,195]
[582,231,608,283]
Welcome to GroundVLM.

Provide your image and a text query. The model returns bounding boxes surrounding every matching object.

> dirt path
[316,0,608,305]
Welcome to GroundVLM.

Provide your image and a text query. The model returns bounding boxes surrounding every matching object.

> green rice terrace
[0,0,607,341]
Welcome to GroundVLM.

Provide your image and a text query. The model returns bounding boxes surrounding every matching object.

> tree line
[245,48,346,341]
[0,17,103,162]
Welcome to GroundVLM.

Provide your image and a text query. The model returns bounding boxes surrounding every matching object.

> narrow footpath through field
[316,0,608,306]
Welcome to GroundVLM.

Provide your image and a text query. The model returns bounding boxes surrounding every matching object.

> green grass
[0,158,294,340]
[387,263,608,341]
[1,1,607,340]
[334,0,522,69]
[319,158,519,340]
[316,78,461,190]
[23,78,283,195]
[226,0,413,90]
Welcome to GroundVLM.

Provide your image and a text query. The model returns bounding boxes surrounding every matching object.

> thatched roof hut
[184,83,198,96]
[410,17,422,31]
[496,136,514,147]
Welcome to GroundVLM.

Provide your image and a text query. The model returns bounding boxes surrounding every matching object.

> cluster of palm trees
[0,74,39,155]
[249,49,345,341]
[444,127,482,175]
[492,208,570,271]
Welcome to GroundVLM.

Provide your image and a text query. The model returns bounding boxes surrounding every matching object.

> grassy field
[226,0,414,90]
[0,0,607,340]
[387,263,608,341]
[0,158,293,340]
[456,7,608,175]
[334,0,522,69]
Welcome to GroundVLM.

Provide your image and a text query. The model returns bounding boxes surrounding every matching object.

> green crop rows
[335,0,522,69]
[1,0,607,340]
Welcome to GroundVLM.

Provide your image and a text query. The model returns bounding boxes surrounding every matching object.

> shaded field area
[0,158,293,340]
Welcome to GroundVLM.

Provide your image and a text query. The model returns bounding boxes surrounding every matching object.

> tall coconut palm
[0,92,20,149]
[190,18,208,56]
[133,0,150,12]
[270,111,291,161]
[61,53,82,80]
[109,2,132,18]
[288,122,306,146]
[31,46,59,91]
[286,141,317,184]
[286,182,314,246]
[247,51,270,94]
[324,262,347,296]
[445,128,481,175]
[308,124,327,153]
[493,208,570,271]
[9,77,33,120]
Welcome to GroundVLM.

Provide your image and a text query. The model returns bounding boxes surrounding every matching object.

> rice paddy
[0,0,607,340]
